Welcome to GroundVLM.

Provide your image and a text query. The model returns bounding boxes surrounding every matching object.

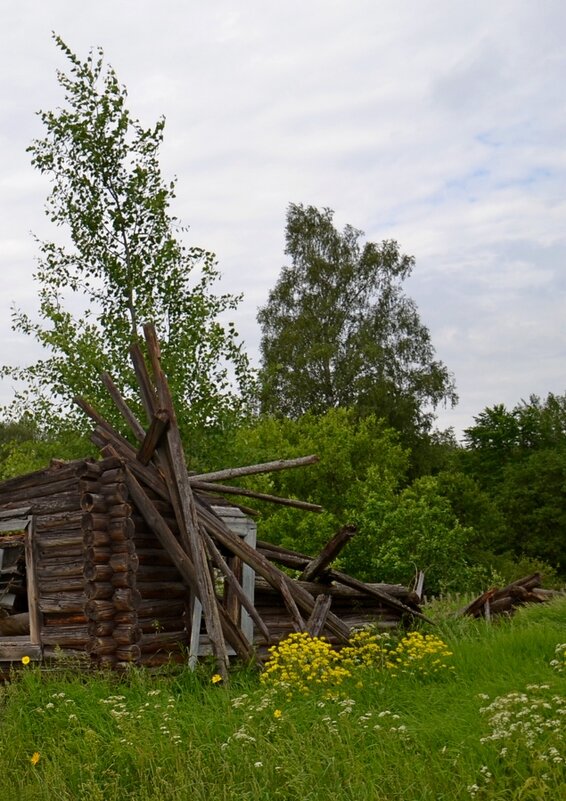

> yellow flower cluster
[260,632,351,697]
[386,631,454,678]
[340,629,390,670]
[260,629,454,698]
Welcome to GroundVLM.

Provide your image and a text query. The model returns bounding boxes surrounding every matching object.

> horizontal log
[108,517,135,541]
[83,530,112,549]
[136,581,188,599]
[83,564,113,582]
[88,620,115,637]
[82,513,110,532]
[85,581,114,600]
[100,468,126,485]
[81,493,107,513]
[255,577,417,600]
[113,588,142,611]
[135,548,175,566]
[86,636,116,656]
[39,576,84,593]
[39,594,86,614]
[41,626,89,647]
[110,540,137,556]
[109,553,139,573]
[0,459,94,495]
[84,599,115,621]
[113,611,137,625]
[112,625,142,645]
[111,572,137,589]
[38,530,83,550]
[100,482,128,499]
[38,543,84,560]
[109,504,133,519]
[36,511,84,532]
[137,599,187,618]
[79,480,102,494]
[38,559,84,579]
[139,616,186,634]
[85,547,112,564]
[43,613,87,626]
[140,630,188,654]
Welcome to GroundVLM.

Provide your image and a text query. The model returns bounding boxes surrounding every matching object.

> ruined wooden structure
[0,324,424,673]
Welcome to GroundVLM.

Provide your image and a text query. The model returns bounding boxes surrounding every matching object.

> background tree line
[1,38,563,593]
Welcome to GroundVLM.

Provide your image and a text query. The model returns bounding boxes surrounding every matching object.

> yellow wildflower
[273,709,282,718]
[30,752,40,766]
[21,655,30,666]
[211,674,223,684]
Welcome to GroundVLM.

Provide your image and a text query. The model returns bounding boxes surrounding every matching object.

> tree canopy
[257,203,457,437]
[2,36,252,462]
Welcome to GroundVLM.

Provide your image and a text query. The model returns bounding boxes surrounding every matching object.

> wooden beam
[300,525,356,581]
[136,410,170,465]
[191,455,319,483]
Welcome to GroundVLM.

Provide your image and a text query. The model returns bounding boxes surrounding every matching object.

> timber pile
[459,573,564,620]
[73,323,425,677]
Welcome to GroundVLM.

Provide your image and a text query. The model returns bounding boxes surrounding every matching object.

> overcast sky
[1,1,564,438]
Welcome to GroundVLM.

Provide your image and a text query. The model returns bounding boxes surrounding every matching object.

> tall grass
[0,598,564,801]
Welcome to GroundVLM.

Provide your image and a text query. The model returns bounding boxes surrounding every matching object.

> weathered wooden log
[2,492,82,516]
[113,588,142,611]
[81,493,107,513]
[306,594,332,637]
[113,624,142,645]
[110,540,137,556]
[327,569,430,622]
[110,553,139,573]
[300,525,356,582]
[191,480,323,513]
[197,502,351,642]
[259,548,311,570]
[82,513,110,532]
[113,610,137,625]
[135,548,176,566]
[101,372,147,441]
[190,455,320,484]
[40,576,85,593]
[39,594,86,614]
[36,511,84,532]
[41,626,89,647]
[202,528,271,643]
[88,620,115,637]
[38,558,84,579]
[136,409,170,465]
[139,630,188,654]
[84,599,115,621]
[100,467,126,485]
[85,581,114,600]
[86,636,117,656]
[100,482,128,500]
[0,459,96,494]
[43,613,87,626]
[83,564,114,582]
[38,542,84,559]
[85,547,112,564]
[108,517,135,541]
[111,572,137,589]
[136,581,187,599]
[137,599,186,618]
[108,503,133,519]
[83,530,112,549]
[280,578,306,632]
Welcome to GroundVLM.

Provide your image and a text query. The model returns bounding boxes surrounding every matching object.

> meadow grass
[0,598,564,801]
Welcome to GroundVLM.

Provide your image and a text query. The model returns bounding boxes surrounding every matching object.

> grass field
[0,598,564,801]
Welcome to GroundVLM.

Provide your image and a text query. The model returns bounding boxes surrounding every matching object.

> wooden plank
[101,371,147,442]
[0,641,42,661]
[23,517,42,647]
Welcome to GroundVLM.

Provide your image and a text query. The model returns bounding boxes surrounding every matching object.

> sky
[0,0,564,439]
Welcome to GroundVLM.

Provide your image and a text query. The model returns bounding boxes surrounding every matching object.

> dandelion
[21,655,30,666]
[30,752,40,766]
[211,674,223,684]
[273,709,282,719]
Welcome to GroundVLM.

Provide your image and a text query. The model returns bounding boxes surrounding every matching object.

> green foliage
[0,416,92,479]
[227,408,409,556]
[258,203,457,438]
[351,474,490,593]
[2,36,252,461]
[461,393,566,575]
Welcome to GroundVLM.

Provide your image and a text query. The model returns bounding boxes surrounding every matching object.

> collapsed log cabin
[0,324,425,674]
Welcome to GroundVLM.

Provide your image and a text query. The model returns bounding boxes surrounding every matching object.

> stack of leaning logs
[75,323,427,679]
[460,573,564,620]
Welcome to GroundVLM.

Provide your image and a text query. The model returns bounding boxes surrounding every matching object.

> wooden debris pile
[459,573,564,620]
[74,323,425,677]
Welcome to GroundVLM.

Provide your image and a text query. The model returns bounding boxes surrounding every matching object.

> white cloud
[0,0,564,435]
